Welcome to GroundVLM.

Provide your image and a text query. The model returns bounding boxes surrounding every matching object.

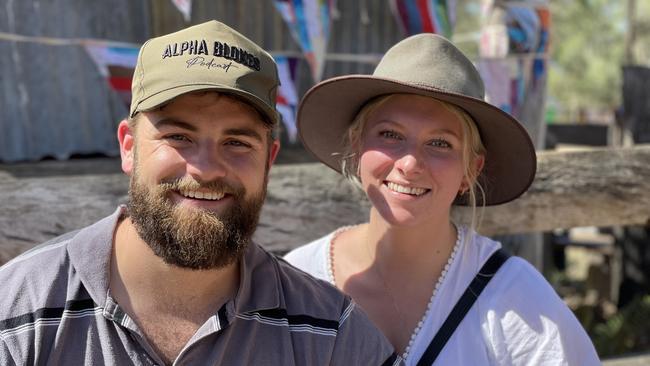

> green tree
[548,0,626,120]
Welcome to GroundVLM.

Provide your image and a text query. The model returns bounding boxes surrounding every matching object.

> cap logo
[162,39,261,71]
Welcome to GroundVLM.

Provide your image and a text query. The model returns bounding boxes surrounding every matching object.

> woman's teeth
[386,182,428,196]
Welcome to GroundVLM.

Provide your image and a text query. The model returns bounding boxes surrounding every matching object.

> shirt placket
[103,295,165,366]
[171,302,233,365]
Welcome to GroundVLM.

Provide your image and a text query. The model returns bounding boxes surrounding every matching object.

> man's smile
[178,189,226,201]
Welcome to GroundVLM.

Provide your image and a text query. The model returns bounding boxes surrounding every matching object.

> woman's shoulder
[283,231,334,282]
[284,232,332,261]
[462,230,557,298]
[464,230,573,315]
[467,234,600,364]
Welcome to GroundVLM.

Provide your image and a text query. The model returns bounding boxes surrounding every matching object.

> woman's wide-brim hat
[297,33,536,206]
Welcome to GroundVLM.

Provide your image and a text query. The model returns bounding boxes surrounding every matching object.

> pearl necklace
[326,225,356,284]
[402,227,462,360]
[327,225,463,361]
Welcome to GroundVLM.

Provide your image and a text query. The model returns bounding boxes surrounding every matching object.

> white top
[284,227,601,366]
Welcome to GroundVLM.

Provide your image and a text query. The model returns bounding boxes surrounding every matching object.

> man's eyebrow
[153,118,198,132]
[224,128,264,142]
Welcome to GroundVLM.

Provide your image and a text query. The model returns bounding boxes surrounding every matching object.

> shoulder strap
[416,248,511,366]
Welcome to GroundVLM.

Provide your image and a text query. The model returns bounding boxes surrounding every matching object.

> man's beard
[127,171,267,270]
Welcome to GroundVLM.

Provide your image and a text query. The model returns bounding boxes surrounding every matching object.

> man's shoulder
[265,248,351,315]
[0,230,78,279]
[247,244,358,334]
[251,247,400,364]
[0,230,80,325]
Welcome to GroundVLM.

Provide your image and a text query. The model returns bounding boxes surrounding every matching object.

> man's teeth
[180,190,225,200]
[386,182,427,196]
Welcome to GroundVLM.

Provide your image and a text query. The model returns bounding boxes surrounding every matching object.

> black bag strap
[416,248,511,366]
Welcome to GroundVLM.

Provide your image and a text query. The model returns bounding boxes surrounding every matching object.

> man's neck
[110,217,240,321]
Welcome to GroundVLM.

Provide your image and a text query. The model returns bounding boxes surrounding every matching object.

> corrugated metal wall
[149,0,404,94]
[0,0,404,162]
[0,0,150,162]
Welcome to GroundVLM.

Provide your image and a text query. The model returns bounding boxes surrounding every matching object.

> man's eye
[225,140,252,148]
[379,130,401,140]
[165,134,190,142]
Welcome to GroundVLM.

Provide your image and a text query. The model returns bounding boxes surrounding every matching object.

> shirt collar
[233,242,282,314]
[67,206,123,306]
[67,206,282,313]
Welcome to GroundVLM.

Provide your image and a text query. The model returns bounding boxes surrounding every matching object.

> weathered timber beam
[1,145,649,262]
[260,145,650,250]
[458,144,650,236]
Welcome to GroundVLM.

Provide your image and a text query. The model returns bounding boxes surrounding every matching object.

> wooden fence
[1,145,648,259]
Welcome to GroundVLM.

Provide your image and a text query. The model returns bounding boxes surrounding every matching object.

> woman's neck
[333,209,460,355]
[363,209,457,273]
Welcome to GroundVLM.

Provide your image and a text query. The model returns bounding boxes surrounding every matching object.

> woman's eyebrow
[427,128,461,138]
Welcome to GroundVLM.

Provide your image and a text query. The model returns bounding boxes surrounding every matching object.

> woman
[285,34,600,365]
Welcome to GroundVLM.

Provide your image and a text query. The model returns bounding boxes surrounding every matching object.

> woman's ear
[460,154,485,194]
[474,155,485,175]
[117,119,135,176]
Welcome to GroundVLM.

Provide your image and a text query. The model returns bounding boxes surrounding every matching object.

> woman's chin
[374,208,426,227]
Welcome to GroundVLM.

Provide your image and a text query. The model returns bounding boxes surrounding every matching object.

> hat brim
[131,84,279,126]
[298,75,536,206]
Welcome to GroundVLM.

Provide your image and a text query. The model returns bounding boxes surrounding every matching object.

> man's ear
[267,139,281,170]
[117,119,135,176]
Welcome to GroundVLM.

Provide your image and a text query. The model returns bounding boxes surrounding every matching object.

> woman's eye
[379,130,401,140]
[429,139,451,148]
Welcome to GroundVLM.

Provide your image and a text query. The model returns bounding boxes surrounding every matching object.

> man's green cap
[130,20,280,125]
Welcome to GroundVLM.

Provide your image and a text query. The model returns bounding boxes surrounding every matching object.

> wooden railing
[1,145,649,259]
[260,144,650,252]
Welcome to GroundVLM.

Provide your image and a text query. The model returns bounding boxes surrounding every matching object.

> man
[0,21,399,365]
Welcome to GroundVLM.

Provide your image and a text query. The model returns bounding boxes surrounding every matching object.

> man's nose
[186,143,228,182]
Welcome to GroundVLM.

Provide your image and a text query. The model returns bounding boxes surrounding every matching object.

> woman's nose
[394,149,423,176]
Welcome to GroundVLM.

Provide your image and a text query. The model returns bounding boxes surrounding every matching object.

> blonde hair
[340,93,487,230]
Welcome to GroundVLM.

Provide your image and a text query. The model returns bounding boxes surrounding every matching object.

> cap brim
[131,84,279,126]
[297,75,536,206]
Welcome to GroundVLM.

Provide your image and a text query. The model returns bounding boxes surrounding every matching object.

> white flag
[171,0,192,22]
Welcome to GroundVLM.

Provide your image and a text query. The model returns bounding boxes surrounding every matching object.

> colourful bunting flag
[171,0,192,22]
[84,43,139,108]
[505,5,540,54]
[532,7,551,86]
[274,55,300,143]
[478,1,551,116]
[478,57,533,118]
[389,0,456,38]
[274,0,334,82]
[480,1,550,59]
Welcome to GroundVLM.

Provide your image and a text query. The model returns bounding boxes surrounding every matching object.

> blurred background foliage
[452,0,650,124]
